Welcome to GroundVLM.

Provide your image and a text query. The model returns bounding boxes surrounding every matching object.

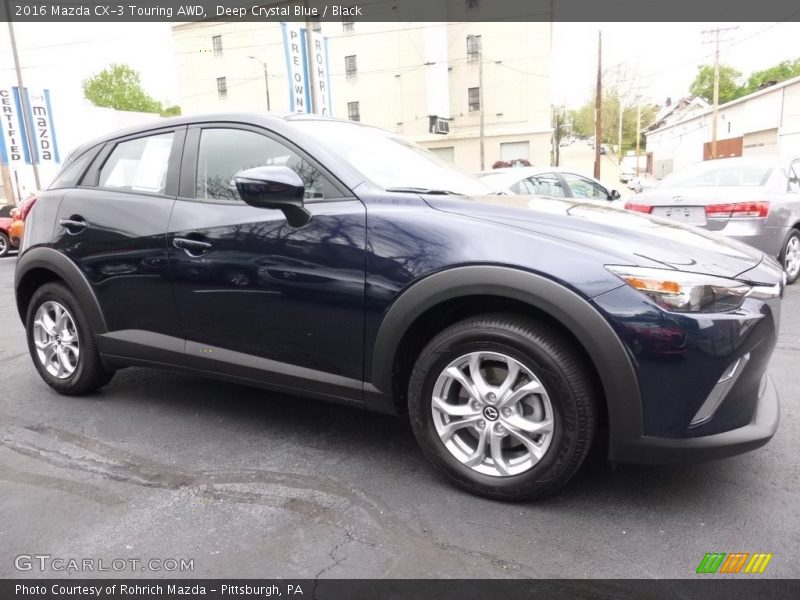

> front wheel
[0,231,9,257]
[408,314,598,501]
[780,230,800,285]
[26,282,115,395]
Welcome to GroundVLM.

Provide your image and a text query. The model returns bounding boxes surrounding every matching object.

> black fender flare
[369,265,643,447]
[14,246,107,334]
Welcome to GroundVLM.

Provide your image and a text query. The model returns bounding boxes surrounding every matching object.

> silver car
[626,156,800,283]
[476,166,624,207]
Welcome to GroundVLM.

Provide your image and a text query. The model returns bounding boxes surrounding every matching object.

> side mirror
[234,166,312,227]
[609,189,621,200]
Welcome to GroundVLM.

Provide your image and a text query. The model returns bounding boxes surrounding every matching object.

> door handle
[173,236,213,257]
[59,216,88,234]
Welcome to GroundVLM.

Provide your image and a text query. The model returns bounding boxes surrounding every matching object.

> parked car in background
[476,166,624,206]
[7,193,39,250]
[0,203,15,257]
[625,156,800,283]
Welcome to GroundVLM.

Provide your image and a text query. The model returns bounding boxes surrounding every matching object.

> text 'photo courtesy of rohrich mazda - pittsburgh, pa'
[1,0,800,596]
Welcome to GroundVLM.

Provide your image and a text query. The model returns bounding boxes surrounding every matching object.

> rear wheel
[26,282,115,395]
[781,230,800,285]
[408,313,597,501]
[0,231,9,257]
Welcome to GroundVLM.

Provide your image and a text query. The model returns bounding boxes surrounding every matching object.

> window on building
[468,87,480,112]
[429,146,455,164]
[98,133,174,194]
[466,0,480,9]
[217,77,227,100]
[466,35,480,62]
[195,128,331,202]
[345,55,358,79]
[347,101,360,122]
[212,35,222,56]
[342,12,354,31]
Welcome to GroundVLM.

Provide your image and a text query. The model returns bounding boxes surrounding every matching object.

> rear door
[53,127,185,352]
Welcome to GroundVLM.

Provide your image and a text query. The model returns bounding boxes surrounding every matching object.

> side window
[529,173,565,198]
[510,178,535,195]
[98,133,174,194]
[195,128,331,202]
[50,149,96,189]
[561,173,608,200]
[789,163,800,193]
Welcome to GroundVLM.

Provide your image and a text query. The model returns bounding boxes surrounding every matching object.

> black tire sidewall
[0,232,9,257]
[26,283,93,392]
[409,322,586,499]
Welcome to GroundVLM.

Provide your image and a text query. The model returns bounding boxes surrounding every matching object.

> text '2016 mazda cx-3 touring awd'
[15,114,784,500]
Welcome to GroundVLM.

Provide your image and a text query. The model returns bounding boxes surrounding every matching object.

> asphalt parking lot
[0,254,798,579]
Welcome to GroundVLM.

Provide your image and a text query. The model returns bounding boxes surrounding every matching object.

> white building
[645,76,800,178]
[171,20,553,172]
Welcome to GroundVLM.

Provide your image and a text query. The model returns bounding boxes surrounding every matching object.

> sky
[2,21,800,113]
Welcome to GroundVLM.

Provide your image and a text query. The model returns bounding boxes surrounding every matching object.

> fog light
[690,353,750,427]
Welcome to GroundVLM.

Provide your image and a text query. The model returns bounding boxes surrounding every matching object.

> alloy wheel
[33,301,80,379]
[785,235,800,280]
[431,351,554,477]
[0,235,7,255]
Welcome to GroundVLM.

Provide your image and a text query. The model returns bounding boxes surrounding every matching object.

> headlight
[606,266,751,313]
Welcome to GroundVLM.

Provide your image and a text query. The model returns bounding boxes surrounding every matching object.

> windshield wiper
[385,187,462,195]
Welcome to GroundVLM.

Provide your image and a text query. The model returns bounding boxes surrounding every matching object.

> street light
[247,55,271,112]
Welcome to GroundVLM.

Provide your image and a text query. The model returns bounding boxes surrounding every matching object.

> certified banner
[0,86,31,165]
[281,22,311,113]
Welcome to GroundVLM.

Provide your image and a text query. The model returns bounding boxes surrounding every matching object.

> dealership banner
[280,23,332,116]
[0,86,59,167]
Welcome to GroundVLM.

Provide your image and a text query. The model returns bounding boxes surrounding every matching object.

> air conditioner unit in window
[429,116,450,135]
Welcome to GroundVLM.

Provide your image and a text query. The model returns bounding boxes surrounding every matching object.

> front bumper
[610,373,779,465]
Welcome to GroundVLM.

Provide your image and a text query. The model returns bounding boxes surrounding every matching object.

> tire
[0,231,9,257]
[780,229,800,285]
[408,313,597,501]
[25,282,115,395]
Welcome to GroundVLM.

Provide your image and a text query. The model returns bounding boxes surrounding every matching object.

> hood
[633,185,768,206]
[425,194,764,280]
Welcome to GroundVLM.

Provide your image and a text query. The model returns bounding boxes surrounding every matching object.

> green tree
[743,58,800,94]
[82,63,180,117]
[689,64,744,104]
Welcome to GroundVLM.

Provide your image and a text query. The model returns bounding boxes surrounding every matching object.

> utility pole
[475,35,485,171]
[617,100,624,166]
[594,30,602,179]
[303,1,319,113]
[702,26,738,159]
[247,56,271,111]
[635,103,642,176]
[6,4,41,191]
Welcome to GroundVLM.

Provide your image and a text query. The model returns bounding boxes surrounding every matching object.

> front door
[167,124,367,401]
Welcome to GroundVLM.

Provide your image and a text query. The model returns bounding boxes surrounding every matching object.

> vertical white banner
[281,22,311,113]
[309,30,333,116]
[0,86,30,166]
[424,23,450,119]
[25,88,60,165]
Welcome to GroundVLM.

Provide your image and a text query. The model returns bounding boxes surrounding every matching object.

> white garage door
[500,141,530,162]
[743,129,779,157]
[429,146,455,163]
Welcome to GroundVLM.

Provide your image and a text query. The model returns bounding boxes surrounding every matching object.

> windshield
[291,120,493,196]
[660,159,774,188]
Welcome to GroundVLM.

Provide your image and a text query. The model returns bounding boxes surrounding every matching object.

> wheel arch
[14,247,107,334]
[368,266,643,451]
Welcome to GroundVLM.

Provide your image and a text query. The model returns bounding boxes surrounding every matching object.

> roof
[646,74,800,136]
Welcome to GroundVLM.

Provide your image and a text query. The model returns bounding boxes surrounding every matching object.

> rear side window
[49,149,95,190]
[98,132,174,194]
[789,163,800,193]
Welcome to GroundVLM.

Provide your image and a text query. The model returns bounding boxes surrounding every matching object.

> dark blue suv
[14,114,784,500]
